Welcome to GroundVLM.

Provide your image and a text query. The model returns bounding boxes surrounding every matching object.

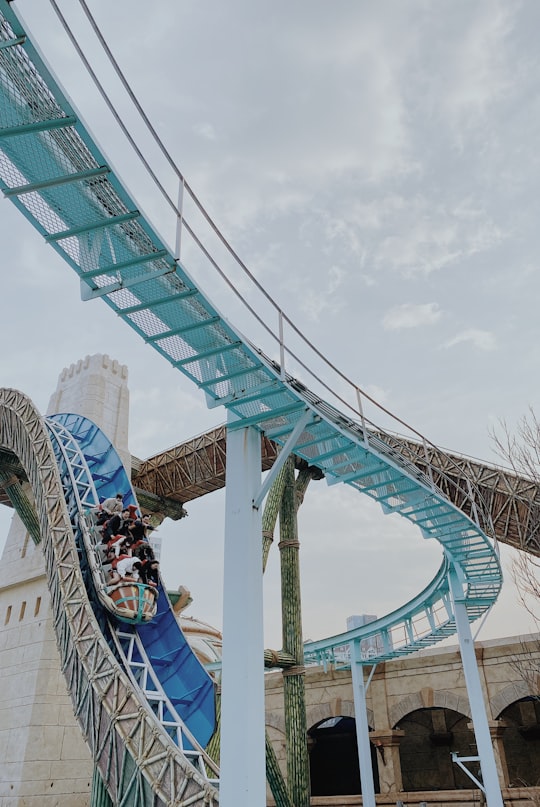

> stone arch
[491,680,534,719]
[265,711,286,735]
[497,692,540,787]
[389,688,471,727]
[307,700,373,730]
[308,714,379,797]
[395,704,474,792]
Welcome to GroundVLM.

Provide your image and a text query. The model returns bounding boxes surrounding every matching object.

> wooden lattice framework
[4,423,540,557]
[129,428,540,557]
[375,435,540,556]
[131,426,278,514]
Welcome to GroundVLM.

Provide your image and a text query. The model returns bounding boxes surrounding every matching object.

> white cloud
[443,5,516,139]
[374,201,505,278]
[444,329,497,351]
[193,122,217,141]
[383,302,441,331]
[300,265,347,321]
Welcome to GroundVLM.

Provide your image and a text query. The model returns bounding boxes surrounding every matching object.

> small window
[4,605,11,625]
[34,596,41,617]
[19,601,26,621]
[21,532,30,559]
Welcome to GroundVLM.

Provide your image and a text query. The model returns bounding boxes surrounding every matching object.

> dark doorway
[308,716,379,796]
[500,696,540,786]
[397,707,475,791]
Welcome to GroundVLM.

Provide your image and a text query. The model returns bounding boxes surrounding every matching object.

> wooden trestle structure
[131,427,540,557]
[2,425,540,557]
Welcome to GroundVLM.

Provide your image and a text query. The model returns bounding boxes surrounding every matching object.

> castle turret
[0,355,129,806]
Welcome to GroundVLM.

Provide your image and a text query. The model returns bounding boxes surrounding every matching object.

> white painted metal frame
[220,418,265,807]
[350,641,376,807]
[113,627,220,787]
[448,564,503,807]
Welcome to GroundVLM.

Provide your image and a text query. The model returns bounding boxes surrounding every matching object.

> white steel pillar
[220,418,265,807]
[350,640,376,807]
[448,565,504,807]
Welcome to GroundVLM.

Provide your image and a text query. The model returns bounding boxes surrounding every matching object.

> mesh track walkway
[0,0,501,662]
[0,2,502,799]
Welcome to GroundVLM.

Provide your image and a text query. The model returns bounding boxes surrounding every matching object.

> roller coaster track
[129,425,540,555]
[0,2,502,803]
[0,389,219,806]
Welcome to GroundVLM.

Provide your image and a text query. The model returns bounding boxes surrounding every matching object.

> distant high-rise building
[346,613,391,659]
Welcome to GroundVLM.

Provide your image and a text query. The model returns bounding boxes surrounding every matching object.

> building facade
[0,355,129,806]
[266,633,540,805]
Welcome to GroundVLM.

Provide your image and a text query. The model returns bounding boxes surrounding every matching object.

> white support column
[350,640,376,807]
[448,565,504,807]
[220,418,265,807]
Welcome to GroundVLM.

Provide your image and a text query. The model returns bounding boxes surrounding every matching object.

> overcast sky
[1,0,540,649]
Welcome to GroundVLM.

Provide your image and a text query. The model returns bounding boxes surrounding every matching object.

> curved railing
[0,0,502,792]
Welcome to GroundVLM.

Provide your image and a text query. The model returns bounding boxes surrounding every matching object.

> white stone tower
[0,355,130,806]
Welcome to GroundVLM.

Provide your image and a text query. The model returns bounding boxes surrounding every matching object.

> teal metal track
[0,0,501,673]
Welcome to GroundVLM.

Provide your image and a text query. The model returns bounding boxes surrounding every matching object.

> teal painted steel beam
[294,433,332,451]
[381,488,417,498]
[309,443,357,464]
[0,115,76,138]
[456,551,496,563]
[327,465,389,486]
[227,401,306,431]
[443,534,484,546]
[209,378,282,408]
[422,517,466,533]
[438,529,479,543]
[399,499,441,517]
[200,366,262,388]
[356,476,403,492]
[120,289,198,315]
[174,341,242,366]
[80,250,170,279]
[253,408,313,510]
[81,264,177,300]
[332,458,386,476]
[46,211,140,242]
[2,166,110,197]
[415,509,454,525]
[145,316,220,342]
[375,485,418,501]
[264,421,308,440]
[0,34,25,49]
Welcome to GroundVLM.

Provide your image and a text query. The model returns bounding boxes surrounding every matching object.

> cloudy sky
[1,0,540,649]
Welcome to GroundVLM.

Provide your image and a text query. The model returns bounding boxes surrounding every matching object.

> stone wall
[265,634,540,802]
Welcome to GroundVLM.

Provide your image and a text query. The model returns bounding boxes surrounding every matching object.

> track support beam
[220,415,265,807]
[448,565,504,807]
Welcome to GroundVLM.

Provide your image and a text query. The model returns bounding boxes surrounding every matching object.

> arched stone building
[265,633,540,805]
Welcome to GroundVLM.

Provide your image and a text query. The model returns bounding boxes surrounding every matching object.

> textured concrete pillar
[468,720,510,789]
[0,355,129,806]
[369,729,405,793]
